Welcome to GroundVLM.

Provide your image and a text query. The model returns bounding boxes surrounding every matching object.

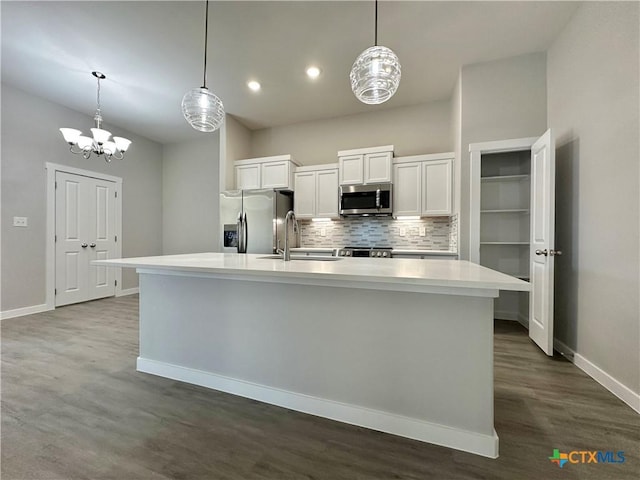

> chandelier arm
[112,151,125,161]
[83,149,92,160]
[69,144,84,155]
[202,0,209,89]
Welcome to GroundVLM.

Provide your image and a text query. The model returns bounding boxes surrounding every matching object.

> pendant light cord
[374,0,378,46]
[202,0,209,89]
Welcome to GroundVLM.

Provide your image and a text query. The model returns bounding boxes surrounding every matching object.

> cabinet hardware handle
[90,243,96,248]
[81,243,88,248]
[535,249,548,256]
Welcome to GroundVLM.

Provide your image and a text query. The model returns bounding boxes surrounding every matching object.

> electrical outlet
[320,228,326,237]
[419,227,426,237]
[13,216,28,227]
[399,227,406,237]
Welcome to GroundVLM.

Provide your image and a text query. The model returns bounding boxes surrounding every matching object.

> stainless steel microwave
[339,183,393,216]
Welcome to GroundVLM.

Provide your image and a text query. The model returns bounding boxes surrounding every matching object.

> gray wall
[250,101,453,166]
[1,84,163,311]
[221,115,252,191]
[458,52,548,259]
[162,135,220,254]
[547,2,639,394]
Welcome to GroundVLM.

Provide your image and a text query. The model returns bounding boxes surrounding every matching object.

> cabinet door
[422,159,452,216]
[294,172,316,219]
[339,155,363,185]
[393,162,422,216]
[315,169,339,218]
[262,161,291,189]
[364,152,392,184]
[236,164,261,190]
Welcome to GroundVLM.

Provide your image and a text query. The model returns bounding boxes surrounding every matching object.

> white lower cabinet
[393,153,454,217]
[294,164,339,219]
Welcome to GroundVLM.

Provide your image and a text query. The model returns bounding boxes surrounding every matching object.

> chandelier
[350,0,401,105]
[182,0,225,132]
[59,71,131,162]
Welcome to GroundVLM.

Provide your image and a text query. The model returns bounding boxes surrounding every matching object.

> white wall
[458,53,547,259]
[547,2,639,395]
[1,84,163,311]
[162,135,220,254]
[250,101,452,166]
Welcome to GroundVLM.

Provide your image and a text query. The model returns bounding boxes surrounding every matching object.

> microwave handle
[376,188,381,209]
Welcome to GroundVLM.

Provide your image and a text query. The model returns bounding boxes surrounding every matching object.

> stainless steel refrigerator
[220,189,296,254]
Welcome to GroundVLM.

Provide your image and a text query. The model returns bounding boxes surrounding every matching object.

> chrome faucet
[282,210,297,261]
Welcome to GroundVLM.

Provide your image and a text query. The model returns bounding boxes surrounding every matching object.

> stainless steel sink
[258,255,343,261]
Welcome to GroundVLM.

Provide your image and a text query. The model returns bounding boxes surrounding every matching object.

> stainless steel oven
[339,183,392,216]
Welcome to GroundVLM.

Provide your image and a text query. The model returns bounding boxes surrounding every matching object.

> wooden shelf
[481,174,530,182]
[480,242,529,245]
[481,209,529,214]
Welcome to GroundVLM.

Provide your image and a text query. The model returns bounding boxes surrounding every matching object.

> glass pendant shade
[182,87,225,133]
[77,136,93,150]
[90,128,112,145]
[60,128,82,144]
[103,141,117,156]
[113,136,132,152]
[350,45,401,105]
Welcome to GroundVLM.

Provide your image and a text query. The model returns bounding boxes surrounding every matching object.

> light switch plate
[13,216,28,227]
[320,228,326,237]
[419,227,426,237]
[399,227,406,237]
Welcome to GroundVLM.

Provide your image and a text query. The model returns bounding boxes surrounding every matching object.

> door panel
[243,190,276,254]
[529,129,555,355]
[56,172,116,306]
[88,177,116,300]
[56,173,89,306]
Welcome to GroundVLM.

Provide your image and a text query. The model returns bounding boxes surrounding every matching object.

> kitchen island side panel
[138,271,495,453]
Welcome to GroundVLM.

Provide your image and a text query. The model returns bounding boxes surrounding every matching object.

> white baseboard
[117,287,139,297]
[554,339,640,414]
[0,303,50,321]
[137,357,499,458]
[494,310,518,321]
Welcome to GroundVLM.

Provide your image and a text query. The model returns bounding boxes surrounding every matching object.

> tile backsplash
[299,215,457,251]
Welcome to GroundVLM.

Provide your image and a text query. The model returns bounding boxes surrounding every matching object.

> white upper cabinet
[235,155,300,190]
[338,145,393,185]
[422,159,453,216]
[393,162,422,216]
[393,153,454,217]
[294,164,339,219]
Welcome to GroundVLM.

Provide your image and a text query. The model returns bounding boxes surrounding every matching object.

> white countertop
[95,252,528,297]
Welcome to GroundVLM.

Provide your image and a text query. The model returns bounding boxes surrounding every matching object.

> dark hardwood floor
[2,295,638,479]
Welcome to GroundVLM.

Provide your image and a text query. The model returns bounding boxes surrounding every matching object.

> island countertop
[95,252,529,297]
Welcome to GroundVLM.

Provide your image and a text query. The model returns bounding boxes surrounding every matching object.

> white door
[55,172,116,306]
[528,129,556,355]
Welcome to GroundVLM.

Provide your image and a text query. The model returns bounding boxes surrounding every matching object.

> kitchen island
[95,253,528,458]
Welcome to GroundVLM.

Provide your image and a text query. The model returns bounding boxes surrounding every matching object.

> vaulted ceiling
[1,1,580,144]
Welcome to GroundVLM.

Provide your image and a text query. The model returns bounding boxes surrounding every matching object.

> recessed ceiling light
[306,66,321,79]
[247,81,261,92]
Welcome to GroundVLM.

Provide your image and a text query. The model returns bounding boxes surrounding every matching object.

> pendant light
[182,0,225,132]
[350,0,401,105]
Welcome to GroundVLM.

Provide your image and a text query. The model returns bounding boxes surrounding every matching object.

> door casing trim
[45,162,123,311]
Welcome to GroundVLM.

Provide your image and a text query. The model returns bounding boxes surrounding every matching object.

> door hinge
[115,191,118,198]
[55,234,57,242]
[115,280,118,287]
[55,181,58,189]
[54,288,57,295]
[115,235,117,242]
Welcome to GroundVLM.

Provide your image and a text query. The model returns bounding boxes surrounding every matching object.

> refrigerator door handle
[242,212,248,253]
[236,212,244,253]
